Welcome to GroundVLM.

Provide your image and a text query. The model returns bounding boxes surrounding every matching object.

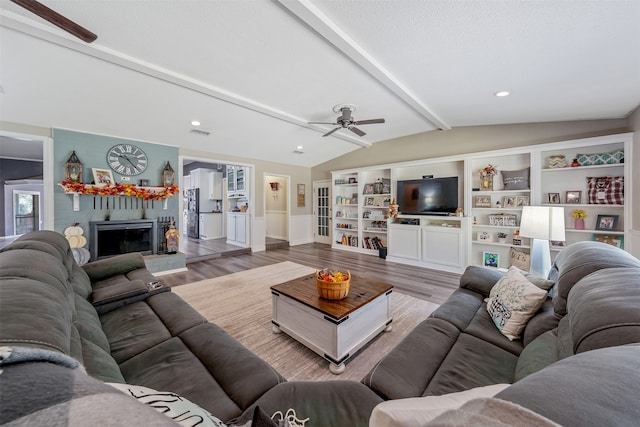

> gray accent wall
[53,129,179,243]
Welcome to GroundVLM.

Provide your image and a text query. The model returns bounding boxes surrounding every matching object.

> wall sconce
[65,150,83,183]
[270,182,279,191]
[162,161,175,187]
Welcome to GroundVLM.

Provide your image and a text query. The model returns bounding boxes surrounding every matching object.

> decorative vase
[574,218,585,230]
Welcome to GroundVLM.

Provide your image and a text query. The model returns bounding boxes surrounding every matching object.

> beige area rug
[172,261,439,382]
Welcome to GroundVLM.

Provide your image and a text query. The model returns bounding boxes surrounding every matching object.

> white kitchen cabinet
[208,171,222,200]
[227,213,250,247]
[227,166,247,198]
[199,213,223,239]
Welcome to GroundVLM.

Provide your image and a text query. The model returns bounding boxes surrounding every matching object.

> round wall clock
[106,144,148,176]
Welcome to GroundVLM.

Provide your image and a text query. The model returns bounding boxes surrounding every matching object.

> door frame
[263,172,290,242]
[313,179,332,244]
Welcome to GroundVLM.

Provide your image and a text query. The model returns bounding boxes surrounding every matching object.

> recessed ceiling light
[296,145,303,150]
[191,120,201,126]
[494,91,510,97]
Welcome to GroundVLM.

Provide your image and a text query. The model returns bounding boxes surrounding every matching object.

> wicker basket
[316,270,351,300]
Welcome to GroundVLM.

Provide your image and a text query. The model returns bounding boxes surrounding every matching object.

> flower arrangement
[497,232,508,238]
[60,181,179,201]
[480,164,498,177]
[571,209,587,219]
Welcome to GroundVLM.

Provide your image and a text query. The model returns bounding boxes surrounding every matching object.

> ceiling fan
[309,104,385,137]
[10,0,97,43]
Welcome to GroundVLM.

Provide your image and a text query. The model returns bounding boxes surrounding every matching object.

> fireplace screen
[89,219,158,261]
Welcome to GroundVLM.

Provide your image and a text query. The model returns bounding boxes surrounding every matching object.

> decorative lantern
[65,150,83,183]
[162,161,175,187]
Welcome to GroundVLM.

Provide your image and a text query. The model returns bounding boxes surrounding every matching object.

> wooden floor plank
[161,243,461,305]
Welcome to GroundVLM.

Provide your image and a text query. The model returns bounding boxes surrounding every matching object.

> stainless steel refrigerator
[186,188,199,238]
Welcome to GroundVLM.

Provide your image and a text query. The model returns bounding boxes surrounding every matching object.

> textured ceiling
[1,0,638,167]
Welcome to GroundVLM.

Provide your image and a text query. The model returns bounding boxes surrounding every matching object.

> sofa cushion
[463,305,523,356]
[146,291,207,336]
[424,333,518,395]
[80,338,126,383]
[496,344,640,427]
[100,301,172,363]
[513,330,559,381]
[550,241,640,315]
[486,268,548,341]
[522,298,559,347]
[429,288,485,331]
[363,317,460,400]
[567,268,640,354]
[459,266,503,297]
[0,277,74,355]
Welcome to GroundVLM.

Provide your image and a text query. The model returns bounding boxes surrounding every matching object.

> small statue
[165,220,179,254]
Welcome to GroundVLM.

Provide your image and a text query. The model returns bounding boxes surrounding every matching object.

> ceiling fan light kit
[310,103,385,138]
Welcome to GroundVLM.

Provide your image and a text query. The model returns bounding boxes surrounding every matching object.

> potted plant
[572,209,587,230]
[497,232,508,244]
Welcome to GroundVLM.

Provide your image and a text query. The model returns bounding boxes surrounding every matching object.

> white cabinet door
[388,224,420,260]
[198,214,206,239]
[421,227,463,267]
[236,215,246,243]
[227,214,236,241]
[208,171,222,199]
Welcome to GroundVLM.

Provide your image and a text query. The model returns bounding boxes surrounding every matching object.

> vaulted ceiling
[1,0,639,167]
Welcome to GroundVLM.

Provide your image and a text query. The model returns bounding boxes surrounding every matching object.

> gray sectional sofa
[1,231,640,426]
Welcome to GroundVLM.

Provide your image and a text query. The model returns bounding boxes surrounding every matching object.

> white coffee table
[271,274,393,374]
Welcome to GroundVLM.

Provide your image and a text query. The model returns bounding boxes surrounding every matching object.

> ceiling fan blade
[322,127,341,137]
[309,121,338,125]
[349,126,366,137]
[354,118,385,125]
[10,0,98,43]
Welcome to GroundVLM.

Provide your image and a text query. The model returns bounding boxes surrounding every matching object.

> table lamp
[519,206,565,278]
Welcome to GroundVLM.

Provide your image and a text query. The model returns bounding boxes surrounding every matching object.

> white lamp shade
[519,206,566,241]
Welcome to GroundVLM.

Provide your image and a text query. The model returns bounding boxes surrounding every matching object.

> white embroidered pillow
[486,268,548,341]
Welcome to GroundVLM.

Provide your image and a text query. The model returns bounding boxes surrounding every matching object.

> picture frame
[515,196,529,207]
[595,214,618,231]
[503,196,516,208]
[483,251,500,268]
[297,184,305,207]
[362,183,375,195]
[550,240,567,249]
[477,231,492,242]
[365,196,375,206]
[592,234,624,249]
[348,177,357,184]
[474,196,491,208]
[565,190,582,204]
[548,193,560,204]
[92,168,114,185]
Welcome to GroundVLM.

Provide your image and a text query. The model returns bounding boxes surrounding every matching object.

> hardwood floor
[160,243,461,305]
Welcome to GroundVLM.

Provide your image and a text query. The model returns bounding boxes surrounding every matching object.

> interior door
[313,180,331,244]
[13,191,40,235]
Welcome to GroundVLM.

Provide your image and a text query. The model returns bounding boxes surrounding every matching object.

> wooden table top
[271,274,393,321]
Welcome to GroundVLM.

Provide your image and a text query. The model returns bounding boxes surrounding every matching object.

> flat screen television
[396,177,459,215]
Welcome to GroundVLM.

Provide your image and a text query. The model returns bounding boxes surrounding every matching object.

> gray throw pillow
[501,168,530,190]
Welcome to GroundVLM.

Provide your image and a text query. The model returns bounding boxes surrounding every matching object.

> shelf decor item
[548,154,567,168]
[162,161,175,187]
[483,251,499,268]
[519,206,565,278]
[316,269,350,300]
[565,191,582,204]
[572,209,587,230]
[586,176,624,205]
[595,214,618,231]
[65,151,83,183]
[480,164,498,190]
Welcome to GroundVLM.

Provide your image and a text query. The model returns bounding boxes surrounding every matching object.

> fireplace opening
[89,219,158,261]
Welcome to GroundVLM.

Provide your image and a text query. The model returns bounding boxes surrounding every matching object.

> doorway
[264,174,289,249]
[313,180,332,244]
[13,190,41,234]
